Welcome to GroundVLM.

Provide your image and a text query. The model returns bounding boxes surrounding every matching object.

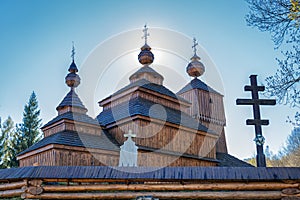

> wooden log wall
[138,149,216,167]
[1,178,299,199]
[109,118,217,163]
[179,89,226,126]
[52,148,119,166]
[19,145,119,167]
[19,149,55,167]
[43,120,101,137]
[58,106,87,115]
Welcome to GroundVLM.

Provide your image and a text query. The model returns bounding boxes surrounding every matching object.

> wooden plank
[22,191,282,199]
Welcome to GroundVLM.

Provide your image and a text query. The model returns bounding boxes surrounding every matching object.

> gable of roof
[17,130,120,156]
[177,78,221,95]
[97,97,214,134]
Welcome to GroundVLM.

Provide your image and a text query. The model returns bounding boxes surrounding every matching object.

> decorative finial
[142,24,149,44]
[138,24,154,65]
[192,37,198,56]
[66,43,80,89]
[186,37,205,78]
[71,41,75,62]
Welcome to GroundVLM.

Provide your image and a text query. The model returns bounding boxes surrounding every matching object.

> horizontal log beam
[23,191,282,199]
[0,189,23,198]
[0,181,26,191]
[43,182,300,192]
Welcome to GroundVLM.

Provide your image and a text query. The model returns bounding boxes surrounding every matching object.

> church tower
[177,38,228,153]
[17,45,120,167]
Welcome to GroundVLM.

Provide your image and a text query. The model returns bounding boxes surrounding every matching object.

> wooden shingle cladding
[138,148,217,167]
[42,118,101,137]
[96,74,221,166]
[104,116,217,162]
[42,111,100,137]
[18,144,119,167]
[177,78,228,153]
[178,88,226,126]
[105,117,219,166]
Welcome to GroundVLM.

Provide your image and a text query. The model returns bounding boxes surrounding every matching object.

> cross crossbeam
[236,75,276,167]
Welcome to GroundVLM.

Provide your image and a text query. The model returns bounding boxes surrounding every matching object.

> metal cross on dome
[142,24,149,44]
[71,41,75,61]
[236,75,276,167]
[192,37,198,55]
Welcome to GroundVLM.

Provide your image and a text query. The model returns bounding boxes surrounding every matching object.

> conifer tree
[0,116,15,168]
[18,91,42,151]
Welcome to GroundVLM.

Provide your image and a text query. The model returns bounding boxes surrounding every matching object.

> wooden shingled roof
[100,78,190,104]
[0,166,299,181]
[97,97,213,133]
[42,111,99,128]
[177,78,221,95]
[17,130,120,156]
[56,89,87,111]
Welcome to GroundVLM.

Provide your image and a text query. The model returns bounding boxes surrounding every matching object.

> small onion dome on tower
[138,43,154,65]
[65,44,81,88]
[138,24,154,65]
[65,61,81,88]
[186,37,205,78]
[130,25,163,85]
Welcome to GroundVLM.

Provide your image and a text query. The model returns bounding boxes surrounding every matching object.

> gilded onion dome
[186,37,205,78]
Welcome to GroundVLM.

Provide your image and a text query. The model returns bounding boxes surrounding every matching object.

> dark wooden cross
[236,75,276,167]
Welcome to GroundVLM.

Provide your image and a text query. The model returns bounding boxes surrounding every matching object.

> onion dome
[138,44,154,65]
[138,24,154,65]
[65,61,81,88]
[65,44,81,88]
[186,37,205,78]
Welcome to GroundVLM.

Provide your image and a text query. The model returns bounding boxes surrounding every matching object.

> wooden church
[1,26,300,200]
[17,26,250,168]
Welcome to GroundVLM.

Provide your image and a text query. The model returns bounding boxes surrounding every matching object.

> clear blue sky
[0,0,296,159]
